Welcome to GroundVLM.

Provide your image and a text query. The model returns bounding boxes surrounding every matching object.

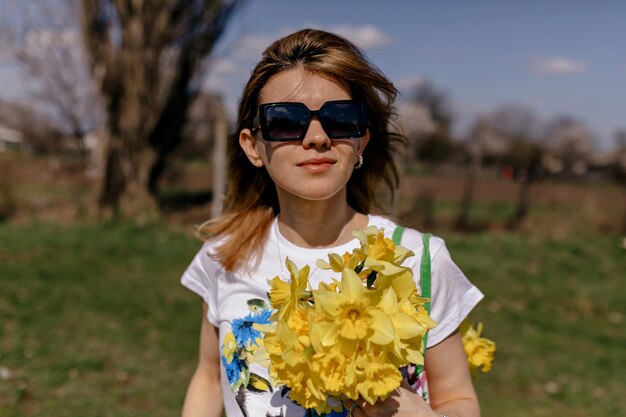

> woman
[181,29,483,417]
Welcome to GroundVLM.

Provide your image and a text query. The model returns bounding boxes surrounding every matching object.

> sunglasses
[252,100,368,142]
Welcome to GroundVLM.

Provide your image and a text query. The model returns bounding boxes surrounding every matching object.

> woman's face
[240,67,369,205]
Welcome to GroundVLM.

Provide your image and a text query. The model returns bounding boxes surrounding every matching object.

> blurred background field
[1,154,625,416]
[2,1,626,416]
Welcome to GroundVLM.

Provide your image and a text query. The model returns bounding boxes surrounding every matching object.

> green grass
[442,231,626,417]
[1,221,625,416]
[0,222,202,416]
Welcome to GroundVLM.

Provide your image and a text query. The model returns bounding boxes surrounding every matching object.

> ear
[239,128,265,168]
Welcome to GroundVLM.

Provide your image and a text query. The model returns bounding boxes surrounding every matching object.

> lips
[297,157,337,173]
[297,157,337,167]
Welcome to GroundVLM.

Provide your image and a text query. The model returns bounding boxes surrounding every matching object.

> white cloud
[395,75,426,92]
[529,56,588,76]
[233,34,276,60]
[211,58,240,74]
[328,24,391,49]
[201,25,391,114]
[202,33,275,97]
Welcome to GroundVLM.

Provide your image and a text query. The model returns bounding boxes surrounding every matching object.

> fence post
[211,113,227,218]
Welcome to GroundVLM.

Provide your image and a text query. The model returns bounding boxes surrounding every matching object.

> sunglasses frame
[252,100,368,142]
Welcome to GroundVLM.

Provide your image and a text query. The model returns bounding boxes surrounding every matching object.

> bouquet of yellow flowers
[253,226,438,414]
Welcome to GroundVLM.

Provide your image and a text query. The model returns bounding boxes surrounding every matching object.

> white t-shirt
[181,215,483,417]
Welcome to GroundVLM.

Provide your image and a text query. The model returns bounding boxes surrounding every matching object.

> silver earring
[354,154,363,169]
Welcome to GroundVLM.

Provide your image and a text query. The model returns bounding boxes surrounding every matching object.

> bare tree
[489,105,544,229]
[80,0,242,217]
[544,116,595,177]
[457,104,545,230]
[614,130,626,235]
[455,117,502,230]
[408,81,456,163]
[0,1,101,155]
[454,105,532,230]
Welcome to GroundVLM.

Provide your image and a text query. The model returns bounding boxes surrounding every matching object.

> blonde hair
[198,29,405,271]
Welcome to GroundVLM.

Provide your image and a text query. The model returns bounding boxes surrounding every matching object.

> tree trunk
[98,132,159,220]
[211,113,228,218]
[455,153,480,231]
[621,188,626,236]
[146,59,194,197]
[81,0,242,219]
[508,178,532,230]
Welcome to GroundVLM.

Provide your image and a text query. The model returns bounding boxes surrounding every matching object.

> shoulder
[368,215,446,259]
[185,238,230,278]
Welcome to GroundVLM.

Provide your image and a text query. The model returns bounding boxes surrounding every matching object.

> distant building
[0,124,25,152]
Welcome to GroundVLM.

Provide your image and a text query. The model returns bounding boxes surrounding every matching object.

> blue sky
[1,1,623,149]
[205,0,626,149]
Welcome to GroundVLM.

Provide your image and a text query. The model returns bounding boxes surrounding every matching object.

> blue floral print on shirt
[231,308,272,348]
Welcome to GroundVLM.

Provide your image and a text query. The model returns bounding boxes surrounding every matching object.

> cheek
[335,139,362,152]
[258,141,284,165]
[335,141,361,162]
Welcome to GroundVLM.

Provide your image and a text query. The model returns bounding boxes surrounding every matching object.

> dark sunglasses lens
[264,105,309,140]
[320,102,366,138]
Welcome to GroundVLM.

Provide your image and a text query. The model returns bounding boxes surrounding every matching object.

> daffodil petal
[296,265,310,288]
[352,230,368,245]
[313,287,344,316]
[341,268,363,300]
[328,253,345,271]
[285,257,297,275]
[393,313,423,339]
[405,347,424,365]
[390,271,416,299]
[394,247,414,264]
[316,259,332,270]
[378,287,397,315]
[315,321,338,347]
[369,309,395,345]
[364,258,406,276]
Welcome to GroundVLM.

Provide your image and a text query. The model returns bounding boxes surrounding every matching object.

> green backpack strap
[393,227,432,400]
[391,227,432,349]
[420,233,432,350]
[392,226,405,246]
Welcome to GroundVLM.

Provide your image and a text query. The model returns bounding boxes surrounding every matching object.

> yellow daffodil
[264,321,331,413]
[397,299,437,331]
[355,349,403,405]
[366,231,396,262]
[312,349,348,394]
[460,321,496,373]
[374,269,419,300]
[311,268,394,346]
[353,227,414,277]
[316,251,363,272]
[266,275,289,307]
[287,374,330,414]
[374,288,434,367]
[267,258,311,320]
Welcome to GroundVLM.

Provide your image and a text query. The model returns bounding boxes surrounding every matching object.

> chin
[286,184,347,203]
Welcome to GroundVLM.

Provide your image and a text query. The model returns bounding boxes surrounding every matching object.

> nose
[301,118,331,149]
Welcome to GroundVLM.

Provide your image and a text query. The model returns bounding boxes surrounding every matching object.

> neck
[276,190,367,248]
